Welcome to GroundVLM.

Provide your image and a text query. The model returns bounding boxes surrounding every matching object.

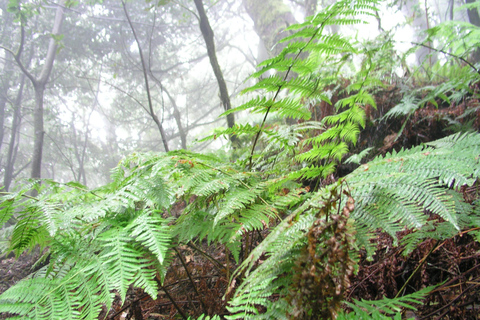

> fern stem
[411,42,480,76]
[395,240,440,299]
[0,191,38,201]
[174,247,207,313]
[247,13,332,171]
[155,277,189,320]
[187,241,224,270]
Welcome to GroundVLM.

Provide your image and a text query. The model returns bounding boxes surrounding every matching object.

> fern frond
[126,210,171,264]
[346,132,480,249]
[99,226,152,302]
[338,286,434,319]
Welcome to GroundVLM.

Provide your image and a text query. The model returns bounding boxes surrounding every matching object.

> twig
[174,247,207,313]
[187,241,224,270]
[154,276,189,320]
[411,41,480,76]
[395,240,440,299]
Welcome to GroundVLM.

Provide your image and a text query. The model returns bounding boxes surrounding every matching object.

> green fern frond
[9,209,50,255]
[346,132,480,249]
[126,211,171,264]
[99,226,154,302]
[338,286,434,319]
[296,141,349,162]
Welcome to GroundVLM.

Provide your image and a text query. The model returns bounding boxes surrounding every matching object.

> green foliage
[1,0,480,319]
[385,9,480,133]
[338,286,434,320]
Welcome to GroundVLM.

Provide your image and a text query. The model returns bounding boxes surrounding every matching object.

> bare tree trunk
[242,0,297,58]
[0,59,11,153]
[0,0,16,154]
[5,1,66,183]
[466,0,480,63]
[400,0,438,66]
[4,74,25,191]
[148,72,187,149]
[122,0,170,152]
[164,88,187,149]
[193,0,237,139]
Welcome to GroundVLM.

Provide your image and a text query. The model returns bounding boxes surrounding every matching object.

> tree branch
[412,41,480,76]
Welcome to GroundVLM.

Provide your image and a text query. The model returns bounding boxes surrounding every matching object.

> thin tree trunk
[31,2,65,179]
[148,73,187,149]
[242,0,297,58]
[6,1,66,183]
[164,89,187,149]
[0,0,15,154]
[193,0,237,139]
[0,58,13,154]
[466,0,480,63]
[4,74,25,191]
[122,0,169,152]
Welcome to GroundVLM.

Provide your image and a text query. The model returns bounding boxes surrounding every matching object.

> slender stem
[154,276,188,320]
[247,13,334,171]
[121,0,169,152]
[173,247,207,313]
[412,42,480,76]
[395,240,440,298]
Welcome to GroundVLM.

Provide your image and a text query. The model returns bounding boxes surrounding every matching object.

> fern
[338,286,434,320]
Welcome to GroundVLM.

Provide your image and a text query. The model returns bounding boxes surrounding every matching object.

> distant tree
[466,0,480,63]
[122,0,170,152]
[243,0,297,59]
[193,0,237,146]
[1,0,66,182]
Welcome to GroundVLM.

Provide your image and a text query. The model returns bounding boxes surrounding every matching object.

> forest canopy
[0,0,479,319]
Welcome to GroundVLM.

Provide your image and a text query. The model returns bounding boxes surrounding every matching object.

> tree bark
[193,0,236,135]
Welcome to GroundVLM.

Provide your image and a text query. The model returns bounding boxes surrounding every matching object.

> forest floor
[0,84,479,319]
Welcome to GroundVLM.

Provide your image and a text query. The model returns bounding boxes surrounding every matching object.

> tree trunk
[400,0,438,66]
[4,73,26,191]
[242,0,297,58]
[193,0,237,136]
[31,84,46,180]
[0,60,9,153]
[164,88,187,149]
[9,1,66,181]
[0,0,16,154]
[466,0,480,63]
[122,0,170,152]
